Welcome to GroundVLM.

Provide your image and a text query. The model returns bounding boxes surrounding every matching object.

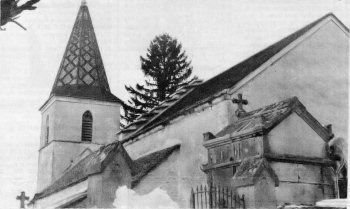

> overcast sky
[0,0,348,208]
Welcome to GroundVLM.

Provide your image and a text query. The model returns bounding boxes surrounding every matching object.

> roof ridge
[32,141,126,201]
[121,79,203,133]
[213,97,299,138]
[325,12,349,32]
[212,96,333,140]
[241,97,299,118]
[122,13,345,141]
[32,142,180,202]
[189,13,336,92]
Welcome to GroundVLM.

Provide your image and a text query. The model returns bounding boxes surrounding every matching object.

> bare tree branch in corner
[0,0,40,30]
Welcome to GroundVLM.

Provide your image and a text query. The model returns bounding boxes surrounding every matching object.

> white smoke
[113,186,180,209]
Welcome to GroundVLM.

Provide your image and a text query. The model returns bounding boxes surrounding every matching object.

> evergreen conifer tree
[122,33,196,125]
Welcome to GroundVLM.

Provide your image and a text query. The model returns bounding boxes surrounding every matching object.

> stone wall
[87,151,132,208]
[125,99,234,208]
[271,162,334,205]
[133,150,179,204]
[236,186,254,209]
[212,167,234,187]
[266,112,335,205]
[254,170,277,208]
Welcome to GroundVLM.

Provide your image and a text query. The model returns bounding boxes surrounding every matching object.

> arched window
[82,111,93,142]
[46,115,49,144]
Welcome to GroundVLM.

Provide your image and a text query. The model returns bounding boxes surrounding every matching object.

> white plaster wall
[133,150,180,205]
[36,141,100,192]
[125,99,233,207]
[40,96,120,146]
[126,99,232,158]
[52,97,120,144]
[124,19,347,208]
[37,96,120,192]
[40,103,56,148]
[268,113,326,158]
[232,20,348,140]
[37,145,54,191]
[52,141,100,182]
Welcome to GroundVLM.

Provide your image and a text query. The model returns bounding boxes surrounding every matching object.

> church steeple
[50,1,121,103]
[36,1,122,192]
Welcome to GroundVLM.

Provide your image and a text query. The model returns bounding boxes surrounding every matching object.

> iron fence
[190,185,245,209]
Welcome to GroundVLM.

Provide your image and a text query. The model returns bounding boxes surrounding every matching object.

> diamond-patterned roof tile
[48,2,122,104]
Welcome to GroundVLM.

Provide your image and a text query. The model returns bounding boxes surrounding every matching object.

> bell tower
[36,1,122,191]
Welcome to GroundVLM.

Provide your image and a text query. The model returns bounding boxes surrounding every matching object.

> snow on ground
[113,186,180,209]
[316,199,349,208]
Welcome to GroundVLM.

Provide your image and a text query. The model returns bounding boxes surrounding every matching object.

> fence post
[204,185,208,208]
[191,184,244,209]
[208,182,212,209]
[226,187,228,208]
[241,194,245,209]
[190,188,195,208]
[200,185,203,209]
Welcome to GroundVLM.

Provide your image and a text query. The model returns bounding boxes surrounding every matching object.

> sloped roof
[56,193,87,208]
[232,157,279,188]
[122,13,347,142]
[131,144,180,188]
[31,142,180,202]
[31,141,133,202]
[47,2,122,105]
[214,97,333,141]
[120,79,203,136]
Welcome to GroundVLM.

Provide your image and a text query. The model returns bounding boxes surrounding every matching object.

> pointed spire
[50,3,122,104]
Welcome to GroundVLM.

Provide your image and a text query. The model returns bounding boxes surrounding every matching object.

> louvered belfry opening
[82,111,93,142]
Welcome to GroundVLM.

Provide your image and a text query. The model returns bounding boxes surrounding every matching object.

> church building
[30,1,349,208]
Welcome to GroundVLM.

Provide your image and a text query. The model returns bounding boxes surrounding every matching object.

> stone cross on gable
[16,191,29,209]
[232,93,248,117]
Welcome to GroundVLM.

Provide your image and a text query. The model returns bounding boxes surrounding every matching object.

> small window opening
[82,111,93,142]
[46,115,49,144]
